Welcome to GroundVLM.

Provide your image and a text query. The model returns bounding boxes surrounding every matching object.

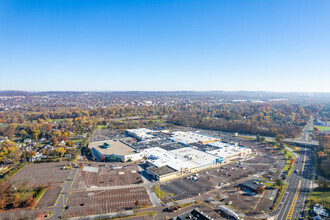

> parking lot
[72,163,142,189]
[89,129,126,142]
[10,162,72,210]
[214,183,277,214]
[11,162,71,185]
[64,187,152,218]
[160,163,255,203]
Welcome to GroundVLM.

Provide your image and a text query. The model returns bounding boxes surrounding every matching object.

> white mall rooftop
[142,147,219,171]
[127,128,155,140]
[169,131,218,144]
[206,141,251,159]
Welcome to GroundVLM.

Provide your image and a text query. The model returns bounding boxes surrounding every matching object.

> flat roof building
[127,128,155,140]
[146,165,177,181]
[142,147,222,181]
[90,140,144,162]
[169,131,220,145]
[206,141,251,160]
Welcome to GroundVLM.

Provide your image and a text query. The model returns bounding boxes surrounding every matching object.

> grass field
[311,189,330,209]
[273,183,288,209]
[262,181,275,188]
[274,144,295,177]
[152,185,167,198]
[310,126,330,131]
[96,125,108,129]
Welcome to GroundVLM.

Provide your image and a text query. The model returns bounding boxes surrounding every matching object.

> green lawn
[282,148,295,176]
[152,185,167,198]
[180,202,194,208]
[311,190,330,209]
[274,144,295,177]
[310,126,330,131]
[73,139,83,143]
[96,125,108,129]
[273,183,288,209]
[262,181,275,188]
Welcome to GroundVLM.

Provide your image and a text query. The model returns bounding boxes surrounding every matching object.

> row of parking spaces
[11,162,71,185]
[69,191,147,201]
[160,174,214,202]
[88,130,125,142]
[72,166,142,189]
[65,188,152,217]
[160,163,257,202]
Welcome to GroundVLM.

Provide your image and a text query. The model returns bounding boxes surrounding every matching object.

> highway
[301,118,314,142]
[272,147,313,220]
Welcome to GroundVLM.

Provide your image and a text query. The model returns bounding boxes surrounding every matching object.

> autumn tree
[56,146,66,157]
[27,151,36,159]
[48,181,54,189]
[52,138,58,147]
[100,154,105,162]
[275,134,285,142]
[256,185,265,194]
[0,141,21,164]
[0,182,11,209]
[58,134,68,142]
[276,179,284,189]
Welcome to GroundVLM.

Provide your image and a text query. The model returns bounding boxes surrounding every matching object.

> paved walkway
[68,210,134,220]
[137,164,161,207]
[79,183,144,191]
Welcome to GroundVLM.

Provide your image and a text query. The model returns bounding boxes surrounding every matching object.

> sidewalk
[68,210,134,220]
[138,164,161,207]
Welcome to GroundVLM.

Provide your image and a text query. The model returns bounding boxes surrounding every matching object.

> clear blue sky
[0,0,329,92]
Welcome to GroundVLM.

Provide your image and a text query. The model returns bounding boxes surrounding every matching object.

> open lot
[72,163,142,189]
[63,187,152,218]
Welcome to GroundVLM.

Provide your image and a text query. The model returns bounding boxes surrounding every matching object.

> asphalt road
[51,167,79,220]
[272,147,312,220]
[301,118,314,142]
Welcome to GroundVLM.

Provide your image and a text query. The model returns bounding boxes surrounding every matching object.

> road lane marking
[285,180,301,220]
